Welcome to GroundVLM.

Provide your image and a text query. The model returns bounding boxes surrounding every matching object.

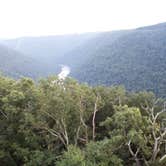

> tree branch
[0,110,8,119]
[92,95,99,141]
[127,140,141,166]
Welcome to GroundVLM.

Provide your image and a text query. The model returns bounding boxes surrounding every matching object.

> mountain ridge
[1,22,166,97]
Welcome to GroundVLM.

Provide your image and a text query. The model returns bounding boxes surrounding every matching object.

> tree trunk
[92,96,99,141]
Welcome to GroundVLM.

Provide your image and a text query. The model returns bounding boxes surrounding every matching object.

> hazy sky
[0,0,166,38]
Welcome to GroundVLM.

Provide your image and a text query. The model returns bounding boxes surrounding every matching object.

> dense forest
[0,74,166,166]
[1,23,166,97]
[0,44,49,78]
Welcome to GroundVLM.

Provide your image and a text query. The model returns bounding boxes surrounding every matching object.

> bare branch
[159,154,166,163]
[45,127,67,147]
[128,140,140,157]
[79,97,88,143]
[92,95,99,141]
[41,110,57,122]
[0,110,8,119]
[155,109,166,120]
[161,128,166,137]
[61,118,69,145]
[75,126,81,146]
[127,140,141,166]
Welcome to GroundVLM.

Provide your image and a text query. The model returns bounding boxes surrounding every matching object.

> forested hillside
[1,23,166,97]
[0,75,165,166]
[0,44,50,78]
[2,33,98,73]
[68,24,166,97]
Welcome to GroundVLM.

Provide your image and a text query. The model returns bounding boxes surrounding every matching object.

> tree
[56,145,86,166]
[101,104,166,166]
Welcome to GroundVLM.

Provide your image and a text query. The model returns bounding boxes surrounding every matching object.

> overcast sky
[0,0,166,38]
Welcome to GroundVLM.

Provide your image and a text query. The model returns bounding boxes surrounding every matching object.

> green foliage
[85,140,123,166]
[56,145,86,166]
[0,75,165,166]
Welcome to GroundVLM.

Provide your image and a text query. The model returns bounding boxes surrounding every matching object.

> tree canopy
[0,75,165,166]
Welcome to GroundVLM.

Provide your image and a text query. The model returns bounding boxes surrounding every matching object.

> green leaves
[0,75,165,166]
[85,140,123,166]
[56,145,86,166]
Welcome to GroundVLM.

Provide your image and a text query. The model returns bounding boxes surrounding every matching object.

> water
[58,65,70,80]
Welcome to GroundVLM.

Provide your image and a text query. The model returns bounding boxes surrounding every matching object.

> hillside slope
[67,23,166,97]
[0,44,48,78]
[2,33,98,73]
[1,23,166,97]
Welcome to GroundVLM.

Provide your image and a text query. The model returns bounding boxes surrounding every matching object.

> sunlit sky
[0,0,166,38]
